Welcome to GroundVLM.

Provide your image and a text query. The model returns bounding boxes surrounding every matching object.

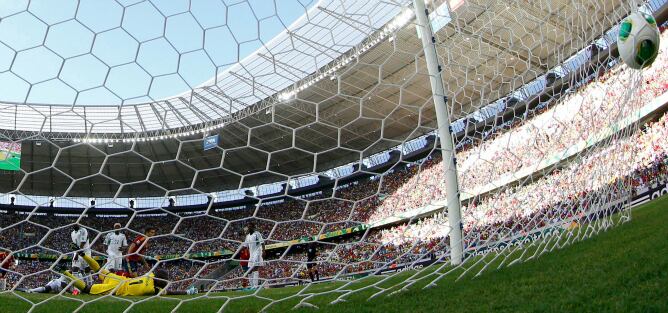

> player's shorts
[241,265,249,272]
[125,260,141,273]
[105,252,123,270]
[0,268,7,277]
[248,256,264,268]
[306,262,315,270]
[71,249,92,269]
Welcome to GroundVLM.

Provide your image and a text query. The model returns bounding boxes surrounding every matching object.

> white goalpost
[413,0,464,266]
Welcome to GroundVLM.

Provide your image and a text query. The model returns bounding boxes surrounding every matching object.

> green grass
[2,196,667,313]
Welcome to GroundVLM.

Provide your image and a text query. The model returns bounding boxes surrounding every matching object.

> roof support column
[413,0,464,265]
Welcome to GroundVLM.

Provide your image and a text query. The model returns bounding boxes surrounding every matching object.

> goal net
[0,0,666,311]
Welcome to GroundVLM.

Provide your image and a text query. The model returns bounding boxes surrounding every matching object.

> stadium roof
[0,0,634,197]
[0,0,407,134]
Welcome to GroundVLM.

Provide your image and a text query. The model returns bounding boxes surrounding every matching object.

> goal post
[413,0,464,265]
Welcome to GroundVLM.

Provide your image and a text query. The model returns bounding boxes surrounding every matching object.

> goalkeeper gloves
[186,286,198,295]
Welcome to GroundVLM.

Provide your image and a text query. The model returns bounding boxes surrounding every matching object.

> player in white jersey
[243,223,265,289]
[103,223,128,271]
[70,224,92,284]
[17,275,68,294]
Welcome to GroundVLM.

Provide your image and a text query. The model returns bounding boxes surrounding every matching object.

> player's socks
[82,255,101,271]
[29,286,46,293]
[309,271,314,282]
[63,271,87,290]
[0,279,6,291]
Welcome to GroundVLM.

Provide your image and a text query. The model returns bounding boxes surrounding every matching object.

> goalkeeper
[63,253,196,296]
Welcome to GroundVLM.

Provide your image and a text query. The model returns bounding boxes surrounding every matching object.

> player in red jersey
[124,227,156,276]
[113,269,136,278]
[239,247,250,288]
[0,250,16,291]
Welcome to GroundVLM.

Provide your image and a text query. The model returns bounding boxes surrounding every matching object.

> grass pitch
[1,196,667,313]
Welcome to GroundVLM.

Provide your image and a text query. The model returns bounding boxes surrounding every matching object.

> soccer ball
[618,12,661,69]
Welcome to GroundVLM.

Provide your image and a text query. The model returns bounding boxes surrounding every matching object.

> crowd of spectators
[206,107,668,289]
[366,29,668,223]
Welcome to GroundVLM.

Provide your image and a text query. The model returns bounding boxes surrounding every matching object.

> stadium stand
[3,28,668,292]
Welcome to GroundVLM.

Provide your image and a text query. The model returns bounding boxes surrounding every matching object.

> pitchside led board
[0,141,20,171]
[203,134,219,151]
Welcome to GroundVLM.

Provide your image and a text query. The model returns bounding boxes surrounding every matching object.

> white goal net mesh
[0,0,667,312]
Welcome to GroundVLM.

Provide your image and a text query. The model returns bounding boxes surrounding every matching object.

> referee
[306,243,319,282]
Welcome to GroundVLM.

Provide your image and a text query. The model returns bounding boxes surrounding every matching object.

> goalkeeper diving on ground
[60,252,197,296]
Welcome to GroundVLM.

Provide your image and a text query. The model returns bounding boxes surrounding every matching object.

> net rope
[0,0,666,312]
